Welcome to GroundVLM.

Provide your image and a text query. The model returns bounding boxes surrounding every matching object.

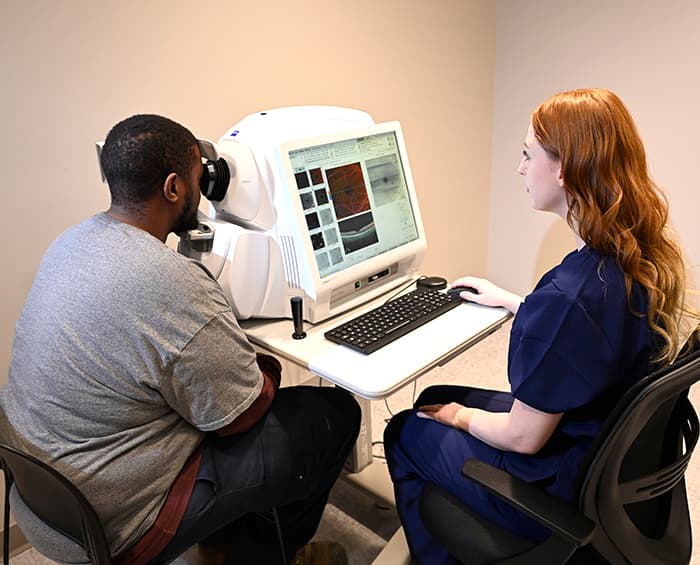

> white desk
[240,298,511,400]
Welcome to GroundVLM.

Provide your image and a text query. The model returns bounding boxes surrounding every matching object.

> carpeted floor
[8,319,700,564]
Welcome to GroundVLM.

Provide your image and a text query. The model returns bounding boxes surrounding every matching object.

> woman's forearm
[468,401,562,454]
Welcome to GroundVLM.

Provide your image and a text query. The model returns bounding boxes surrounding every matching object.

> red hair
[532,89,692,362]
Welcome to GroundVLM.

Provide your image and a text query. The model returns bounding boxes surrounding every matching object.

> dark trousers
[384,385,547,565]
[153,386,361,564]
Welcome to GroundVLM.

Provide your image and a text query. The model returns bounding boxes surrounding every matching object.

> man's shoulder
[39,213,223,309]
[46,213,147,258]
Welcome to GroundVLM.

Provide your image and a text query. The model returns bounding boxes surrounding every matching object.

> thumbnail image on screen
[289,130,419,278]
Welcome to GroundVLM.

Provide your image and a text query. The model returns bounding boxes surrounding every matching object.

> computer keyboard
[324,288,462,354]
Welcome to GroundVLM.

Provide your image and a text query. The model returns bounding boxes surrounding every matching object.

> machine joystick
[291,296,307,339]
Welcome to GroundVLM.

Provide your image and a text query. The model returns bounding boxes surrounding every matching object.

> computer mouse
[447,285,479,300]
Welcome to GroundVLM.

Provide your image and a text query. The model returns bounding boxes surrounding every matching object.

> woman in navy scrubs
[384,88,695,564]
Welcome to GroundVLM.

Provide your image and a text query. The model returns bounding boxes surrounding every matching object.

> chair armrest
[462,458,595,546]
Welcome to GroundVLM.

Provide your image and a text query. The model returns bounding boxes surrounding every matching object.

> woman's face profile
[517,123,567,218]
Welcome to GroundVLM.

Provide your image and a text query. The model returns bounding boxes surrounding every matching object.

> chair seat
[10,485,92,565]
[1,441,114,564]
[419,483,535,563]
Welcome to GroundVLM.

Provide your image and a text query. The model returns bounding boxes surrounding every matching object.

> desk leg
[345,394,373,473]
[343,395,397,508]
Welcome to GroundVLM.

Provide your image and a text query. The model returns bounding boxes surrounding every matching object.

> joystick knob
[291,296,307,339]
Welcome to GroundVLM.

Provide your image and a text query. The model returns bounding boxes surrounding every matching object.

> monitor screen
[286,128,420,280]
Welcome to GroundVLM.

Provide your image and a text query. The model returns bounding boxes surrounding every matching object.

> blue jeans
[153,386,361,564]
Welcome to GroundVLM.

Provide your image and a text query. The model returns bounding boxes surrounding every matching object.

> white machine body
[178,106,426,323]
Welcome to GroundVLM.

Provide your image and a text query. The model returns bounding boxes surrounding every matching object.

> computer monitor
[180,107,427,323]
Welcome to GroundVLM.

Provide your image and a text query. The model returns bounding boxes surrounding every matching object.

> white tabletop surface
[241,297,511,400]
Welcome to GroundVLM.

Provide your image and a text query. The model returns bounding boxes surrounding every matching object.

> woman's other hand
[417,402,472,431]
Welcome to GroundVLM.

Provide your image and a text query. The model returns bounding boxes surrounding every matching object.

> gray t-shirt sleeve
[160,311,264,431]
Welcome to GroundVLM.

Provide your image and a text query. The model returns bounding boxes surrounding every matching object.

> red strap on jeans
[113,448,202,565]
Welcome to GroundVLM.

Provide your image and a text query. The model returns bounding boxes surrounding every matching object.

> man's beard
[173,190,199,234]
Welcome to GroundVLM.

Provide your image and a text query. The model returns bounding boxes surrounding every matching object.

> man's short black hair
[100,114,199,208]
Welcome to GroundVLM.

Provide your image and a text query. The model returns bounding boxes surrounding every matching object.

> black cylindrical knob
[291,296,306,339]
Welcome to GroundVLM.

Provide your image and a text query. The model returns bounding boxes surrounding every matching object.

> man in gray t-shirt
[0,115,360,565]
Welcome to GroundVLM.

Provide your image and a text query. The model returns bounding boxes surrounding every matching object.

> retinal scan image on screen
[289,131,419,278]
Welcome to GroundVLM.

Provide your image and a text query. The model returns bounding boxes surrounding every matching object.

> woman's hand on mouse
[450,276,523,314]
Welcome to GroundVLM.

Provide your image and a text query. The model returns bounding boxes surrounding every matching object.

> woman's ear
[557,165,565,187]
[162,172,179,203]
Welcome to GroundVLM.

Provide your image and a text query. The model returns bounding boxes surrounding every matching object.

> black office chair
[0,442,112,564]
[419,342,700,564]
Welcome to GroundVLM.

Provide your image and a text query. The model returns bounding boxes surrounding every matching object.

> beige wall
[489,0,700,299]
[2,0,700,553]
[0,0,498,388]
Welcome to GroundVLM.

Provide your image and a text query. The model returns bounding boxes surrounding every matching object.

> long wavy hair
[532,88,693,363]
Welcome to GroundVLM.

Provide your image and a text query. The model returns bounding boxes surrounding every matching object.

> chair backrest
[575,346,700,565]
[0,442,112,564]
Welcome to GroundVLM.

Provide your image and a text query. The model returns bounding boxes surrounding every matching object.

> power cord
[375,377,420,460]
[382,379,418,420]
[372,440,386,461]
[382,275,425,304]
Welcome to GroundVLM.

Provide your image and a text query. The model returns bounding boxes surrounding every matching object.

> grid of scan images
[294,152,408,276]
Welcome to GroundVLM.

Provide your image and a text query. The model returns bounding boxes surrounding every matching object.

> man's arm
[214,353,282,436]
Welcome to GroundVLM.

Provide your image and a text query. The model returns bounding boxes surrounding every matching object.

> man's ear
[162,172,179,203]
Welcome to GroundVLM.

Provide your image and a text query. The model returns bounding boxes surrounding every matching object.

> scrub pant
[384,385,548,565]
[153,386,361,564]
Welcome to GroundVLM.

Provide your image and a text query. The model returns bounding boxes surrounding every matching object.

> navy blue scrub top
[503,246,653,500]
